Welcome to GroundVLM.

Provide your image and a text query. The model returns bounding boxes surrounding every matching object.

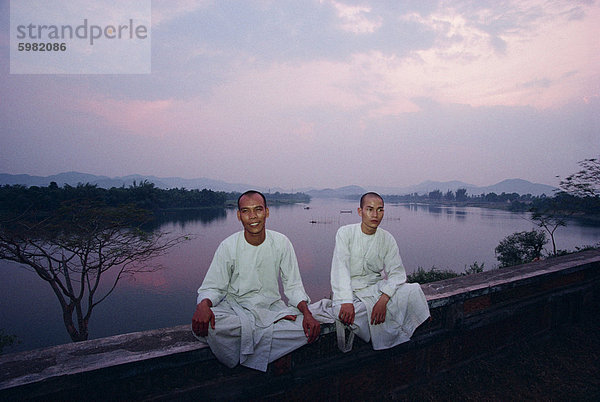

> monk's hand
[302,313,321,343]
[338,303,355,325]
[297,300,321,343]
[371,293,390,325]
[275,314,297,322]
[192,299,215,337]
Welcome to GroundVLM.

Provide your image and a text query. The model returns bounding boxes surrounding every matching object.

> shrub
[495,230,547,268]
[408,266,459,283]
[463,261,485,275]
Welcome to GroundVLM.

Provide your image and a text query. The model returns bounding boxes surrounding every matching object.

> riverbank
[391,199,600,226]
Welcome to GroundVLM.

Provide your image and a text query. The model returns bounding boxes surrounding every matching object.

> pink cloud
[329,0,382,34]
[396,2,600,109]
[80,97,178,137]
[151,0,211,26]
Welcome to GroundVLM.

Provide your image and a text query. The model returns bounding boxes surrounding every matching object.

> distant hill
[0,172,260,193]
[305,179,556,198]
[0,172,557,197]
[305,185,366,198]
[474,179,557,197]
[369,179,557,197]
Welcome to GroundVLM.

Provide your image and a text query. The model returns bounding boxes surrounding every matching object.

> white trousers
[196,299,334,372]
[334,283,430,352]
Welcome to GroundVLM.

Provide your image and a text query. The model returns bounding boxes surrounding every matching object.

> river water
[1,198,599,353]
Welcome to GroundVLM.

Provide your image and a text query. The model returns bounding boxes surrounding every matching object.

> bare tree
[530,156,600,254]
[0,202,189,342]
[530,209,566,256]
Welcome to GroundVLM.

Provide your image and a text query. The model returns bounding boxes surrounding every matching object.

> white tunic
[195,230,314,371]
[331,223,430,350]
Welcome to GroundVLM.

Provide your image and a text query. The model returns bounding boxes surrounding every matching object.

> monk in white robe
[192,191,323,372]
[331,192,430,352]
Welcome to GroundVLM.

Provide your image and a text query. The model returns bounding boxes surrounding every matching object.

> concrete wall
[1,249,599,400]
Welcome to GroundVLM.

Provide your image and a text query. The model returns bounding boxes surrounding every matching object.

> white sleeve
[377,234,407,298]
[279,236,310,307]
[196,241,232,306]
[330,227,354,306]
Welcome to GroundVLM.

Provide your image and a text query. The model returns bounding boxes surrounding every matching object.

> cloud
[1,0,597,188]
[151,0,212,26]
[388,1,600,109]
[329,0,382,34]
[520,78,552,89]
[79,97,178,137]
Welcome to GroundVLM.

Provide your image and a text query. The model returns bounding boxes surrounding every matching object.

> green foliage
[379,182,598,218]
[407,266,460,283]
[428,189,443,200]
[513,157,600,215]
[464,261,485,275]
[227,191,311,206]
[559,156,600,198]
[0,329,18,354]
[495,230,547,268]
[456,188,468,201]
[573,244,600,252]
[0,182,228,214]
[0,184,312,216]
[513,191,600,216]
[266,191,311,204]
[408,261,486,284]
[384,190,544,207]
[545,244,600,259]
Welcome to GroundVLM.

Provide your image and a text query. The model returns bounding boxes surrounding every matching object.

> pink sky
[1,0,598,189]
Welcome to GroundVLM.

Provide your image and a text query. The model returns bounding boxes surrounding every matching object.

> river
[1,198,599,353]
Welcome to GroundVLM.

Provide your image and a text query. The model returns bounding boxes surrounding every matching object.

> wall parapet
[1,249,599,400]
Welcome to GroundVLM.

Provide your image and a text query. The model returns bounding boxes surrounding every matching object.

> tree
[463,261,484,275]
[428,189,443,200]
[407,266,459,283]
[484,192,499,202]
[530,204,567,256]
[495,230,547,268]
[0,201,189,342]
[559,157,600,198]
[456,188,468,201]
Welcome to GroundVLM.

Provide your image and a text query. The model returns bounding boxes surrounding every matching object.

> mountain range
[0,172,558,197]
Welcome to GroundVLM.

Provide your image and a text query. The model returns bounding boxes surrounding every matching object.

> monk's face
[358,195,384,235]
[237,193,269,240]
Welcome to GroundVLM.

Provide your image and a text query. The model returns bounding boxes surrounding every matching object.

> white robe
[194,230,329,372]
[331,223,430,351]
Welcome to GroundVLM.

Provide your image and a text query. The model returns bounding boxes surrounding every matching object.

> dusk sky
[1,0,598,190]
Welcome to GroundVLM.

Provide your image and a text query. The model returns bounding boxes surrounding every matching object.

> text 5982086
[18,43,67,51]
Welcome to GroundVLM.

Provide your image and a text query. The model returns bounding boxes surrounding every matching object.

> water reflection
[428,206,443,214]
[146,208,227,230]
[2,198,599,354]
[399,203,467,221]
[401,203,448,215]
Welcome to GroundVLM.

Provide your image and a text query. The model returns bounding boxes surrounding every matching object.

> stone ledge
[0,317,339,392]
[0,324,207,390]
[422,249,600,307]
